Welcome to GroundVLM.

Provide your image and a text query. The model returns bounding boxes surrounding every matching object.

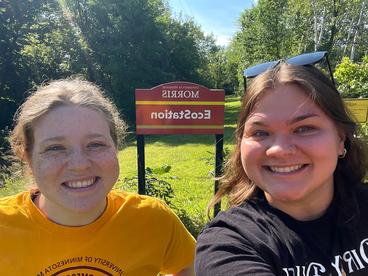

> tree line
[217,0,368,96]
[1,0,367,147]
[0,0,221,131]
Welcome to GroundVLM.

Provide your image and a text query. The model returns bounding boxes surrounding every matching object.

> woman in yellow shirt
[1,78,195,275]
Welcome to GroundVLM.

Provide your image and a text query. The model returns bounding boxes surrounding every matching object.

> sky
[167,0,256,46]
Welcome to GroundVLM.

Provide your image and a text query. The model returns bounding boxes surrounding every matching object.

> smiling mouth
[266,164,307,173]
[63,177,99,189]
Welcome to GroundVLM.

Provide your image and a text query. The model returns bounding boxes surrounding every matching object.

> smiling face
[29,105,119,225]
[240,83,345,220]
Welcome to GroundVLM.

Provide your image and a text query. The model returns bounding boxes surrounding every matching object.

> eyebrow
[85,134,108,139]
[288,113,320,124]
[247,113,320,126]
[41,136,65,143]
[41,134,107,143]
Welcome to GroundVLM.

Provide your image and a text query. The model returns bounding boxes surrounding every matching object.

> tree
[62,0,218,122]
[227,0,288,93]
[0,0,43,103]
[0,0,220,131]
[335,56,368,98]
[0,0,92,132]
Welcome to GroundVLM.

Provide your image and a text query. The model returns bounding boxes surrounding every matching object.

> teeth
[268,165,303,173]
[65,178,96,189]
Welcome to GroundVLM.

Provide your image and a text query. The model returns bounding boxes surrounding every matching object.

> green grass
[117,138,218,217]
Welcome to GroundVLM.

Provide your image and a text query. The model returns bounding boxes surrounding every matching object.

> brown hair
[10,77,127,163]
[209,63,367,213]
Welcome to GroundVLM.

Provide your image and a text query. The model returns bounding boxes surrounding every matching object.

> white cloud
[215,35,231,47]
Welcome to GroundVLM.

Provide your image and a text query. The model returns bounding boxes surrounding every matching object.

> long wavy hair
[208,63,367,213]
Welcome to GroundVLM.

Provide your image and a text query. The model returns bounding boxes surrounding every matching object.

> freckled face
[240,84,345,215]
[30,105,119,224]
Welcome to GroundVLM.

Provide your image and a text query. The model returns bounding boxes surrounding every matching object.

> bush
[0,145,24,197]
[122,165,175,205]
[0,173,24,198]
[335,56,368,98]
[0,127,11,168]
[360,123,368,137]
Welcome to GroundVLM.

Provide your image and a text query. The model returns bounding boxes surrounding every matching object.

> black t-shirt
[195,187,368,276]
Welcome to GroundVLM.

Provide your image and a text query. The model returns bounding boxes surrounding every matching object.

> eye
[87,142,106,149]
[252,130,269,137]
[244,130,269,139]
[44,145,65,152]
[294,126,316,135]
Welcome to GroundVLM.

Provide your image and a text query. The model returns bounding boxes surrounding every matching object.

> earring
[338,148,347,159]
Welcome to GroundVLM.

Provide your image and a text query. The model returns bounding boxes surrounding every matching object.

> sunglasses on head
[243,51,335,88]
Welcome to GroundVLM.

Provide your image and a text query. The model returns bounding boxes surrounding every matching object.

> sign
[344,98,368,123]
[135,82,225,134]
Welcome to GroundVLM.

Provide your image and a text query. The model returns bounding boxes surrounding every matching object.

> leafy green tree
[0,0,43,103]
[0,0,92,128]
[227,0,288,93]
[204,47,239,93]
[335,56,368,98]
[21,1,91,83]
[62,0,218,122]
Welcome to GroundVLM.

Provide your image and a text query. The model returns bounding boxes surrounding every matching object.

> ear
[338,133,346,154]
[22,151,33,169]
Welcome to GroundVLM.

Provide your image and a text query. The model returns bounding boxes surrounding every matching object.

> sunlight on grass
[116,141,215,218]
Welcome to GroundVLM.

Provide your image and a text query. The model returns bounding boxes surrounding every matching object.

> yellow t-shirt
[0,190,195,275]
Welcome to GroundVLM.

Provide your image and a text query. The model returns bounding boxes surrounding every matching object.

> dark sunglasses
[243,51,335,88]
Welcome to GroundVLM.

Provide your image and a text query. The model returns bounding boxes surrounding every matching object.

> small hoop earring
[338,148,347,159]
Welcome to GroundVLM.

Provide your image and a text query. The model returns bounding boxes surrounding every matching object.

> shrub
[335,56,368,98]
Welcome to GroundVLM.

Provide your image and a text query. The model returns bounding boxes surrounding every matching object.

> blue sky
[167,0,256,46]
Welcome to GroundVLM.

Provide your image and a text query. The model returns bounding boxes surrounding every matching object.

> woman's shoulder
[0,191,31,219]
[0,191,30,208]
[208,197,274,227]
[108,190,176,220]
[200,197,281,241]
[196,199,289,274]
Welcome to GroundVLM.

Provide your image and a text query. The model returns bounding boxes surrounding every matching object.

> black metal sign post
[137,134,146,195]
[137,132,224,216]
[214,134,224,217]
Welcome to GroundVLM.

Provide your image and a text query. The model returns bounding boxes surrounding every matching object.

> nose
[266,135,296,157]
[67,149,91,171]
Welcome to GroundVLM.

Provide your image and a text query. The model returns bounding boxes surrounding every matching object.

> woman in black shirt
[195,59,368,275]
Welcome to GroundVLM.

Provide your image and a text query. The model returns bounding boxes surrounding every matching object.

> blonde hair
[208,63,367,214]
[10,77,126,163]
